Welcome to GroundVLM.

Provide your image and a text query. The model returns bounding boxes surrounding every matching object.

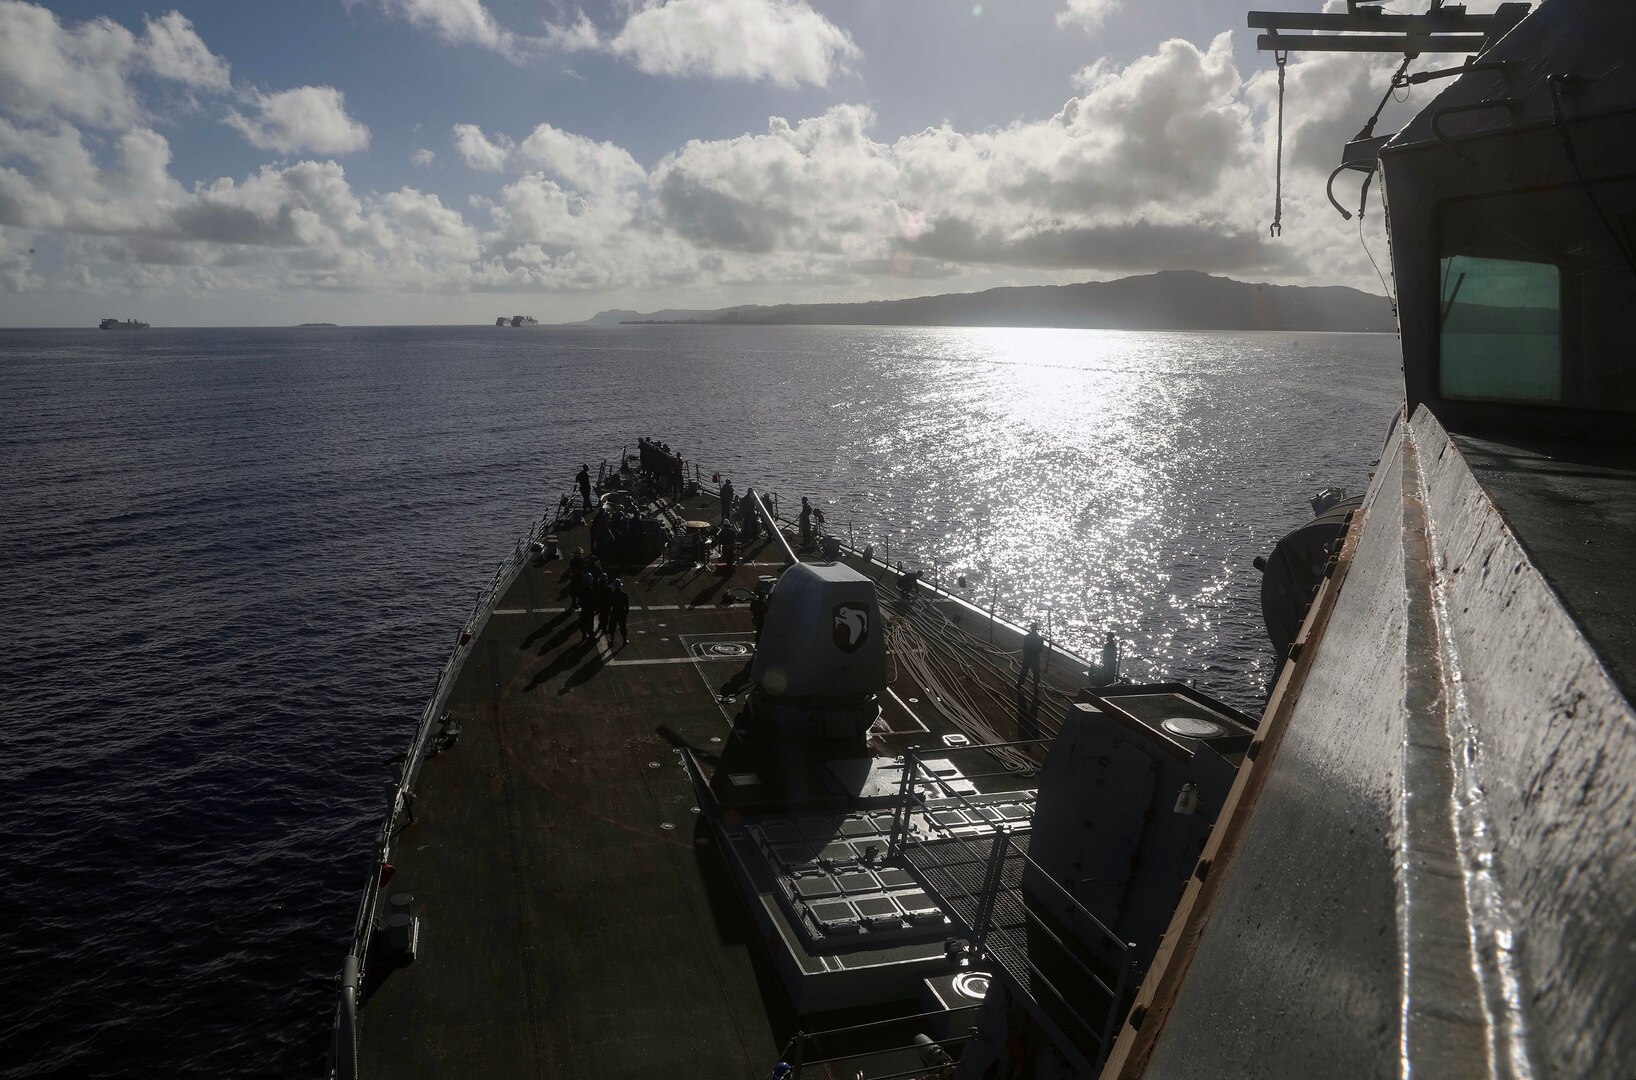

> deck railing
[886,741,1138,1076]
[779,1004,983,1079]
[330,510,549,1080]
[696,468,1098,680]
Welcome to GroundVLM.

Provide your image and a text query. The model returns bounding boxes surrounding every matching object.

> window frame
[1428,174,1636,427]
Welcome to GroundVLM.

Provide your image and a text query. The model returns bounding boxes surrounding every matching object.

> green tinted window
[1440,256,1561,401]
[1438,183,1636,411]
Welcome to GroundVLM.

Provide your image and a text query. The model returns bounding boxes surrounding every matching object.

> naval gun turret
[741,490,887,741]
[749,560,886,741]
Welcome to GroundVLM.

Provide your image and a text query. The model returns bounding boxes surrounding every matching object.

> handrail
[788,1007,981,1080]
[904,745,1125,962]
[792,1003,982,1045]
[696,466,1102,679]
[798,1032,975,1067]
[750,490,797,566]
[331,508,548,1080]
[1430,96,1523,165]
[891,742,1136,1070]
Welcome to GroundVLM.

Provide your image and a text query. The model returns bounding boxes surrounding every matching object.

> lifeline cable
[886,594,1078,766]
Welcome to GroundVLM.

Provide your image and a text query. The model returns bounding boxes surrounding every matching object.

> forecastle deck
[348,462,1091,1079]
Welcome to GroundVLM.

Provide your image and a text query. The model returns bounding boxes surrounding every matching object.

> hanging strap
[1271,51,1288,238]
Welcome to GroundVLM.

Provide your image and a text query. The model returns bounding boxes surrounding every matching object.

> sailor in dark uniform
[576,464,592,510]
[1018,622,1045,689]
[577,573,597,639]
[718,520,738,567]
[609,579,630,645]
[566,548,585,609]
[750,591,768,642]
[592,574,613,637]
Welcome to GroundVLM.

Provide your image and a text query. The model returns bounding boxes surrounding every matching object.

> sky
[0,0,1496,325]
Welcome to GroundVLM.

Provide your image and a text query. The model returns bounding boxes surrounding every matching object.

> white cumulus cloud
[554,0,859,88]
[453,121,645,192]
[0,2,232,127]
[372,0,528,59]
[227,86,371,155]
[0,19,1402,307]
[452,123,512,171]
[1057,0,1122,32]
[141,11,232,91]
[0,222,41,291]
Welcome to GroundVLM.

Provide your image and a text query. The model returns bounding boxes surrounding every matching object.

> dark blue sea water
[0,324,1402,1077]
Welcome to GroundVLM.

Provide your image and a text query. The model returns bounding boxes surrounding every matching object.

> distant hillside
[577,271,1396,332]
[578,307,740,326]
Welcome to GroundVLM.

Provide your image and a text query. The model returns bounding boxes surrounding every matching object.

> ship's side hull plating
[1124,407,1636,1079]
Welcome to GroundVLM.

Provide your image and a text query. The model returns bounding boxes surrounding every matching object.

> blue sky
[0,0,1466,325]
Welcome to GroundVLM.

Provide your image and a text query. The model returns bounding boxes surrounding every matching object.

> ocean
[0,324,1402,1077]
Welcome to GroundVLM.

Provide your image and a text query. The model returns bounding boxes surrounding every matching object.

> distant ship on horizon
[98,318,148,330]
[495,314,538,327]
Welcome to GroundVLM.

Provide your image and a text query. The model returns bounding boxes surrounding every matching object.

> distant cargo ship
[98,318,148,330]
[495,315,538,327]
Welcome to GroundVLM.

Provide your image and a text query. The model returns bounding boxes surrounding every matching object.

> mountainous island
[577,270,1396,332]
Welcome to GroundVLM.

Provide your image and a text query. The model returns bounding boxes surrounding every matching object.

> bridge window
[1438,182,1636,412]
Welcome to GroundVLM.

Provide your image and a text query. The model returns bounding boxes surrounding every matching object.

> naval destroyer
[329,1,1636,1075]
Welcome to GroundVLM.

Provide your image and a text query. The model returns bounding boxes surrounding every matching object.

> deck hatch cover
[854,896,901,923]
[793,875,840,900]
[808,900,860,932]
[834,871,878,895]
[896,890,941,920]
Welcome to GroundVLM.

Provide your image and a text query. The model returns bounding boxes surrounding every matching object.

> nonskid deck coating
[356,485,1086,1079]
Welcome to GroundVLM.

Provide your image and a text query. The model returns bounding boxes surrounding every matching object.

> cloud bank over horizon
[0,0,1419,323]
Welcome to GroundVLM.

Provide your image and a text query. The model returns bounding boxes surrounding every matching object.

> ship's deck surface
[1454,433,1636,701]
[356,482,1086,1079]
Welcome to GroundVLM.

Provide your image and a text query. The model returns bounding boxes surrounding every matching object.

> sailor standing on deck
[577,573,597,639]
[1018,622,1045,689]
[566,548,585,610]
[592,574,613,637]
[718,519,738,567]
[750,590,768,642]
[720,478,735,521]
[590,507,613,560]
[609,579,630,645]
[799,497,813,549]
[576,464,592,510]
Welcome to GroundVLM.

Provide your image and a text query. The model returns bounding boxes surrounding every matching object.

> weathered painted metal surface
[1418,413,1636,1078]
[1143,417,1413,1078]
[1142,407,1636,1079]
